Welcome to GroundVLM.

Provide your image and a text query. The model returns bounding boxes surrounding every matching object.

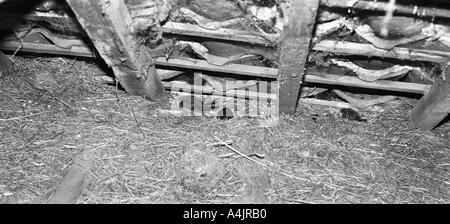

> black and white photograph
[0,0,448,208]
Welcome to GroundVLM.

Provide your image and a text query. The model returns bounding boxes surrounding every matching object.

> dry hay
[0,55,449,204]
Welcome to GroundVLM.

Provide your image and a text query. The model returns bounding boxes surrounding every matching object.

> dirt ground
[0,55,449,204]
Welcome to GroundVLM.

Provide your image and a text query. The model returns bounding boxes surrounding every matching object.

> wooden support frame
[278,0,320,113]
[4,12,450,64]
[412,68,450,130]
[0,41,431,95]
[65,0,164,100]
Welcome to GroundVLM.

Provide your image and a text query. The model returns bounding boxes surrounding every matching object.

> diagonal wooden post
[278,0,320,113]
[412,68,450,130]
[66,0,164,100]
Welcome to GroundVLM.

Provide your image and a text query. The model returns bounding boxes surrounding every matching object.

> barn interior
[0,0,449,204]
[1,0,450,128]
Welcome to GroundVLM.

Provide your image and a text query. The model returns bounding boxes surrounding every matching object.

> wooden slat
[0,41,96,58]
[412,68,450,130]
[0,41,431,95]
[278,0,321,113]
[155,57,279,79]
[321,0,450,20]
[314,40,450,64]
[161,22,273,46]
[162,82,277,100]
[307,72,431,95]
[4,10,450,64]
[300,98,353,109]
[156,58,430,95]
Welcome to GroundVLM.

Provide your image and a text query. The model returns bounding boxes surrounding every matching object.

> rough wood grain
[278,0,320,113]
[161,22,274,46]
[314,40,450,64]
[321,0,450,20]
[0,41,431,95]
[412,68,450,130]
[66,0,164,100]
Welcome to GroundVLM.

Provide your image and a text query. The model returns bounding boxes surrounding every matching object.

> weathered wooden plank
[314,40,450,64]
[162,82,277,100]
[278,0,320,113]
[155,58,430,94]
[412,68,450,130]
[161,22,273,46]
[155,57,279,79]
[5,10,450,65]
[65,0,164,100]
[307,72,430,95]
[0,41,96,58]
[1,40,431,95]
[321,0,450,20]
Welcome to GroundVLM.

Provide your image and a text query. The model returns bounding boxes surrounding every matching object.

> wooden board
[321,0,450,20]
[314,40,450,64]
[307,72,430,95]
[412,68,450,130]
[278,0,320,113]
[66,0,164,100]
[0,41,96,58]
[162,22,273,46]
[4,11,450,64]
[155,57,279,79]
[0,41,431,95]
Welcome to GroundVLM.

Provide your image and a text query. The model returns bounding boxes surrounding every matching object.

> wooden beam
[307,72,430,95]
[0,41,96,58]
[0,42,432,95]
[321,0,450,20]
[412,68,450,130]
[65,0,164,100]
[300,98,353,109]
[161,22,273,46]
[278,0,320,113]
[156,58,430,95]
[314,40,450,64]
[155,57,279,79]
[5,10,450,64]
[162,82,277,100]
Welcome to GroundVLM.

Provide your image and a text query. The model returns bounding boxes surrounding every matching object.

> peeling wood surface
[278,0,320,113]
[65,0,164,100]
